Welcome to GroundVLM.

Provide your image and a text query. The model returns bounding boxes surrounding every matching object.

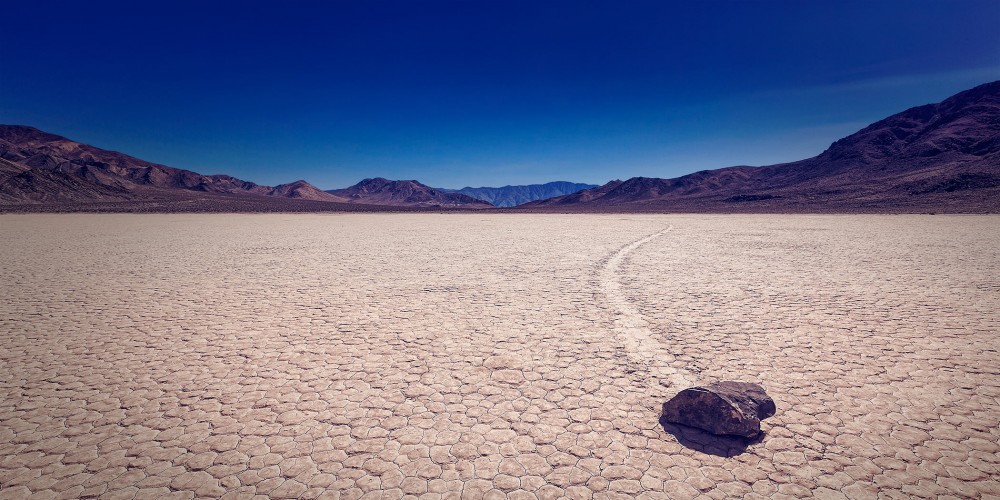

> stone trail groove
[597,224,693,390]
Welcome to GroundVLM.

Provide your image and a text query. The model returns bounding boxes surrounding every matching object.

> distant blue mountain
[439,181,599,207]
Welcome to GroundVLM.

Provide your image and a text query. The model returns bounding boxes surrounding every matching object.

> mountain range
[0,128,555,209]
[0,128,490,210]
[522,80,1000,212]
[438,182,599,207]
[0,125,349,207]
[325,178,492,207]
[1,80,998,213]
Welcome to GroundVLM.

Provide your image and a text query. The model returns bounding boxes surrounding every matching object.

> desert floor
[1,214,998,500]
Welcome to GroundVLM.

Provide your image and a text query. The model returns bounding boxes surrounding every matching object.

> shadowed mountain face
[326,178,493,207]
[0,125,347,205]
[524,81,1000,212]
[439,181,599,207]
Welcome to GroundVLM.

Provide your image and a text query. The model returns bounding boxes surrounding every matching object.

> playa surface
[1,214,998,499]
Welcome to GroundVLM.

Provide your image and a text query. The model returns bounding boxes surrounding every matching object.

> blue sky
[2,1,998,189]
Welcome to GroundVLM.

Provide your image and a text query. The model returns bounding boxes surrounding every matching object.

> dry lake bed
[1,213,998,499]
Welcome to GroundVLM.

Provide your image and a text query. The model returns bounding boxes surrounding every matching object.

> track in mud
[597,225,693,390]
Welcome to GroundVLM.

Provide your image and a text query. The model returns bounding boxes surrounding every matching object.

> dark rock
[661,381,776,438]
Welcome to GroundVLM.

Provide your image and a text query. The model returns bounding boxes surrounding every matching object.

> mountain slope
[0,125,344,204]
[326,178,492,207]
[524,81,1000,212]
[0,169,135,204]
[439,181,599,207]
[268,180,349,201]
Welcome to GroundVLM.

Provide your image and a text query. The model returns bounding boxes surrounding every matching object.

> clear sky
[2,1,998,189]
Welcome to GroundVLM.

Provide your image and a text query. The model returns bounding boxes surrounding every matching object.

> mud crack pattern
[1,213,998,499]
[597,225,692,390]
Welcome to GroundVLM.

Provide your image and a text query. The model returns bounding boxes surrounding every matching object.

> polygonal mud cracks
[0,214,998,498]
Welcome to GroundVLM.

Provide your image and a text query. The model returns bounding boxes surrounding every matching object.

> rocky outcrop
[661,381,776,438]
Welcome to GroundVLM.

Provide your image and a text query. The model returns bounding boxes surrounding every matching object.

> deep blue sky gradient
[2,1,999,189]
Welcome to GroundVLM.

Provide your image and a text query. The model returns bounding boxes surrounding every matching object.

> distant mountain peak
[327,178,492,207]
[438,181,600,207]
[0,124,65,143]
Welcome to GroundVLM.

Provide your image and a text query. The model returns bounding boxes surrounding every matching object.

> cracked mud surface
[1,214,998,499]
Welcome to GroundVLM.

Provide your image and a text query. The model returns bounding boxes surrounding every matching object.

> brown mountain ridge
[521,80,1000,212]
[0,125,351,206]
[0,127,489,210]
[326,178,492,207]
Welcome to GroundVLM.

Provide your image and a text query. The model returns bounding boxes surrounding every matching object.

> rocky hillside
[524,81,1000,213]
[326,178,492,208]
[0,125,346,205]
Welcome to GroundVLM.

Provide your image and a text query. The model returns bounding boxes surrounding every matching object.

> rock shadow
[659,415,764,457]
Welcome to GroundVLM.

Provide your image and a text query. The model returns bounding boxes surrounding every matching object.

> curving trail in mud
[597,224,694,390]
